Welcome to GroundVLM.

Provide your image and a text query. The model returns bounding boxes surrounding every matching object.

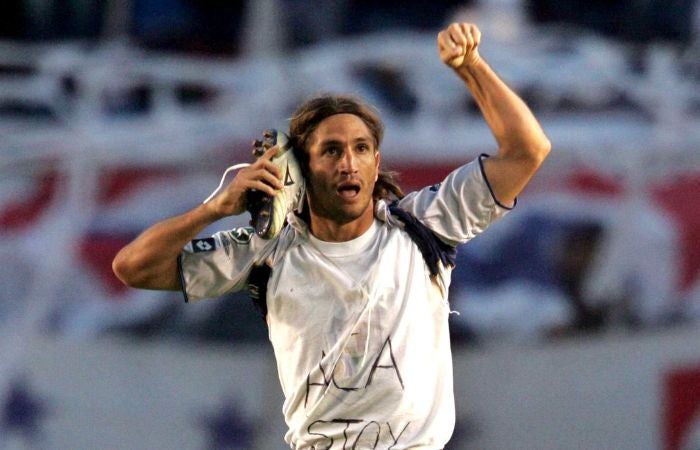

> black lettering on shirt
[332,418,362,449]
[307,420,334,450]
[386,421,411,449]
[304,419,411,449]
[306,351,331,408]
[366,336,404,389]
[305,335,405,411]
[352,421,381,449]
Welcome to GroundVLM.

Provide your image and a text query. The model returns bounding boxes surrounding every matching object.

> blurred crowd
[1,0,697,52]
[1,0,699,348]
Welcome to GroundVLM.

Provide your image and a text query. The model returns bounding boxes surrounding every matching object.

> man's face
[305,113,380,226]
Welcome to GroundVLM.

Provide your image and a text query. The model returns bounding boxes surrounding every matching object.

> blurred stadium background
[1,0,699,448]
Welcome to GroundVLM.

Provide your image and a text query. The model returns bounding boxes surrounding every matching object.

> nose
[339,148,357,174]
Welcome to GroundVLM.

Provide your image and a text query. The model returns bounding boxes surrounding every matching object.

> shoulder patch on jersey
[429,183,441,192]
[191,237,216,253]
[230,226,255,244]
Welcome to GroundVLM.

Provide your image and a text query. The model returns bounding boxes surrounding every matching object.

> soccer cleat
[247,129,305,239]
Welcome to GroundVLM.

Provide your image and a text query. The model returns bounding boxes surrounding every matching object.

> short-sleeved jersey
[179,155,512,449]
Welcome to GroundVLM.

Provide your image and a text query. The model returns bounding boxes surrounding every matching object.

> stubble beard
[307,183,375,226]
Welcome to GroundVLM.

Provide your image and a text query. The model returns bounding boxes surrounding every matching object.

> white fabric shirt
[180,156,512,449]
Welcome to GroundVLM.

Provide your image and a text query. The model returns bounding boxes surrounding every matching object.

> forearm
[113,143,284,292]
[454,58,550,163]
[436,22,552,205]
[112,202,224,291]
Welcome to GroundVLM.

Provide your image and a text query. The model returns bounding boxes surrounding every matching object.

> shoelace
[202,163,251,204]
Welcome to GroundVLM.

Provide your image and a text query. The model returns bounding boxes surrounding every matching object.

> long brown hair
[288,94,404,201]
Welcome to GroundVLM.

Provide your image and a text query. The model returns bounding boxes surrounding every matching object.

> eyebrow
[318,137,372,147]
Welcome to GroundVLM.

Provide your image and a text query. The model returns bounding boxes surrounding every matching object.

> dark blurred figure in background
[526,0,699,73]
[0,1,24,39]
[132,0,247,54]
[0,0,247,55]
[555,222,608,333]
[280,0,475,48]
[448,214,615,344]
[0,0,104,40]
[339,0,471,35]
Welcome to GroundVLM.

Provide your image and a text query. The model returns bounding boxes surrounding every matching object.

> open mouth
[337,183,361,199]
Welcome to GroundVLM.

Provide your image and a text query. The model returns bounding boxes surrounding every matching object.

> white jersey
[179,155,512,449]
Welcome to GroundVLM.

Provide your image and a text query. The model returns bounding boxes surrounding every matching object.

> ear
[374,150,381,181]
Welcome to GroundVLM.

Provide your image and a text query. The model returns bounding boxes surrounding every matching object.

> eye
[323,146,340,156]
[356,143,370,153]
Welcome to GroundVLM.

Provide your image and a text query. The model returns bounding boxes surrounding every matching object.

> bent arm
[456,57,550,205]
[112,145,283,291]
[438,23,551,206]
[112,203,224,291]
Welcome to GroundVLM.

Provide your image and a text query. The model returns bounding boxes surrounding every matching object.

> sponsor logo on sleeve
[192,238,216,253]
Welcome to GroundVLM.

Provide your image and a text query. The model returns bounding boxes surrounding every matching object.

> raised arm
[437,22,551,206]
[112,146,283,291]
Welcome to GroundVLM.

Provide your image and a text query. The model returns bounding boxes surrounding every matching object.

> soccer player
[113,22,550,449]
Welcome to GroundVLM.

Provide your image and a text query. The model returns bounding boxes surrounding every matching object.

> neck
[309,205,375,242]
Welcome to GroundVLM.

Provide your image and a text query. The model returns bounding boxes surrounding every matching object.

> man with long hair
[113,22,550,449]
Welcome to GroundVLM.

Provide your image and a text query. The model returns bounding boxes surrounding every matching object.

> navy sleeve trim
[176,253,190,303]
[477,153,517,210]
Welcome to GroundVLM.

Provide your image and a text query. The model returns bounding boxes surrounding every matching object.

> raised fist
[437,22,482,69]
